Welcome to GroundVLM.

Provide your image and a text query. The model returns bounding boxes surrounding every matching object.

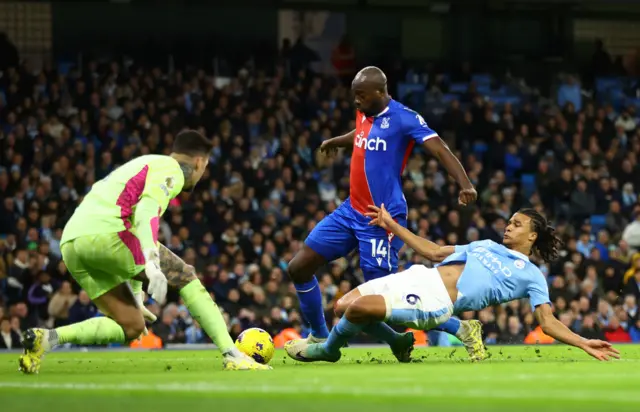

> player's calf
[154,245,267,370]
[287,245,331,339]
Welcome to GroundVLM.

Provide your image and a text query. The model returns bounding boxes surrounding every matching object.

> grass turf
[1,345,639,412]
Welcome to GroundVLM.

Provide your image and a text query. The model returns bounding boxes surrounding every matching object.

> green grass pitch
[1,345,639,412]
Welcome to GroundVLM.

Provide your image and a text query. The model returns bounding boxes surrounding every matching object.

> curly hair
[517,208,563,262]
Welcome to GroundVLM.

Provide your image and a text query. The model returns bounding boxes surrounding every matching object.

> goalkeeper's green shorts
[61,233,145,300]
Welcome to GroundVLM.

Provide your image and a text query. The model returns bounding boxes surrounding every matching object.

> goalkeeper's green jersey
[61,155,185,263]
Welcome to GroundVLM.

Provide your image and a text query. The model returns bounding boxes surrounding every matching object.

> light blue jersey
[436,240,550,313]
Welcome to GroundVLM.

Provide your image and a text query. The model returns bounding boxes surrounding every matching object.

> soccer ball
[235,328,275,364]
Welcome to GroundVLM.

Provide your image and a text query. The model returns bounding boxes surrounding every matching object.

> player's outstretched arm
[534,303,620,361]
[322,129,355,149]
[366,204,454,262]
[423,138,477,205]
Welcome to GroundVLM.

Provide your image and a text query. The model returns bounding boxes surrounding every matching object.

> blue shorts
[305,199,406,281]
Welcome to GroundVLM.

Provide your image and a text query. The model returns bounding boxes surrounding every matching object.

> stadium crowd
[1,55,640,351]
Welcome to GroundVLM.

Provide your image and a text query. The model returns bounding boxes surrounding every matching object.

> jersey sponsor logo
[355,134,387,151]
[471,246,513,278]
[380,117,390,129]
[514,260,525,269]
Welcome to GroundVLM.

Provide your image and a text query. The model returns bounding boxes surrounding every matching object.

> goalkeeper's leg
[20,283,144,374]
[154,244,270,370]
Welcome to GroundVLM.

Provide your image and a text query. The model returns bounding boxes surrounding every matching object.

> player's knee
[344,297,375,323]
[121,316,146,341]
[287,253,314,283]
[334,297,348,317]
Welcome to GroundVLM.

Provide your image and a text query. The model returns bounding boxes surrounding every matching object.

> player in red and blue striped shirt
[287,67,483,360]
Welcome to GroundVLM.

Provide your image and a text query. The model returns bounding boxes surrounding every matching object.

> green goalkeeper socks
[180,280,235,353]
[56,317,126,346]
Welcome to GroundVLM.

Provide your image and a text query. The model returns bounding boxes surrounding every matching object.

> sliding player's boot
[457,320,488,362]
[223,350,272,371]
[19,328,55,374]
[390,331,415,363]
[285,340,341,363]
[300,333,327,345]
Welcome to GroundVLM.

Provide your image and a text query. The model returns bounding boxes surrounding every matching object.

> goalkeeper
[19,130,269,372]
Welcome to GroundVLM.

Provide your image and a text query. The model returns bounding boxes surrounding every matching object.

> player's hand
[143,249,168,306]
[365,204,394,230]
[133,290,157,336]
[458,187,478,206]
[319,140,338,158]
[580,339,620,361]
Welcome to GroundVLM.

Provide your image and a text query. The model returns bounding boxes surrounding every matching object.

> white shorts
[357,264,453,330]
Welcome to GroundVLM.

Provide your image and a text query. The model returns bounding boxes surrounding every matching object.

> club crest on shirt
[159,176,175,197]
[381,117,390,129]
[514,259,525,269]
[165,177,175,190]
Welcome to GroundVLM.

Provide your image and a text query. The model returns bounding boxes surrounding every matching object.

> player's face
[195,157,209,182]
[503,213,537,247]
[352,83,384,117]
[186,156,209,190]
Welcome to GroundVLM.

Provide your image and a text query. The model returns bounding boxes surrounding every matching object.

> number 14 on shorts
[369,239,388,267]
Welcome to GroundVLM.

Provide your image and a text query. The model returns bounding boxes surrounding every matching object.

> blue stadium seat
[521,174,536,198]
[449,83,469,93]
[472,74,492,85]
[590,215,607,233]
[473,142,488,159]
[489,96,521,107]
[441,93,460,104]
[397,83,426,101]
[595,77,622,94]
[626,98,640,110]
[476,84,492,95]
[57,61,75,76]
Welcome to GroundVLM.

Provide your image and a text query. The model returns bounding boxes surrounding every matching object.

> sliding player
[287,66,484,361]
[286,205,620,363]
[19,130,270,373]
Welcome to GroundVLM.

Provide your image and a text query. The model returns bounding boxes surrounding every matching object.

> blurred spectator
[558,77,582,111]
[155,304,182,345]
[579,314,606,340]
[48,281,77,327]
[1,55,640,347]
[27,271,55,325]
[0,32,19,71]
[68,291,97,324]
[0,316,20,350]
[605,316,632,343]
[498,316,525,344]
[623,214,640,252]
[185,320,205,344]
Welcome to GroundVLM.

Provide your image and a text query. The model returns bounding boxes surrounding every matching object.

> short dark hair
[518,208,563,263]
[172,130,213,157]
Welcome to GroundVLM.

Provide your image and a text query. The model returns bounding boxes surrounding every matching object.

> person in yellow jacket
[623,253,640,285]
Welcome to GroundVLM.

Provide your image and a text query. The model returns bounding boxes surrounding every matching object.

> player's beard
[363,98,387,118]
